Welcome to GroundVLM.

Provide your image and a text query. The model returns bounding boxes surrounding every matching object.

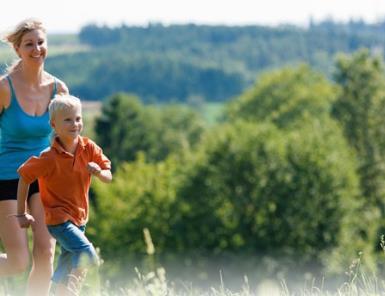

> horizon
[1,0,384,34]
[46,17,385,36]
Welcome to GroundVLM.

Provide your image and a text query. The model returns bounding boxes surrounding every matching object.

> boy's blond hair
[49,95,82,121]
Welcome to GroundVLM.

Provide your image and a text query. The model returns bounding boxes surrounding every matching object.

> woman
[0,19,68,295]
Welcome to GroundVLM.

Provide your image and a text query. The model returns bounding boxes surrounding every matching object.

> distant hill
[3,20,385,102]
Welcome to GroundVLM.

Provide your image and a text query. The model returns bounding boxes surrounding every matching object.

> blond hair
[3,18,46,47]
[2,18,46,73]
[49,95,82,121]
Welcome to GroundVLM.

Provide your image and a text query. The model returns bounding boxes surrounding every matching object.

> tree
[332,50,385,215]
[88,154,182,273]
[225,65,337,129]
[94,93,159,167]
[172,120,364,271]
[94,93,205,168]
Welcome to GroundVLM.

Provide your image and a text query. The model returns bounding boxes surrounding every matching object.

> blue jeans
[47,221,99,284]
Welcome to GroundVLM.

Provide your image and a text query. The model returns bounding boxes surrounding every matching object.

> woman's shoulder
[54,77,69,95]
[0,75,11,110]
[45,72,69,95]
[0,75,9,90]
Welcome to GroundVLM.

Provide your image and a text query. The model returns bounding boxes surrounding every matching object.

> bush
[173,119,364,271]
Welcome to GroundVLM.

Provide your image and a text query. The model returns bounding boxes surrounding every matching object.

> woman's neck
[16,62,45,87]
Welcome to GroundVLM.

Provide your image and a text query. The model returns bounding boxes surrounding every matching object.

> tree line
[43,20,385,103]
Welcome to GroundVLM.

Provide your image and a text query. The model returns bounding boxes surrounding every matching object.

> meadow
[2,246,384,295]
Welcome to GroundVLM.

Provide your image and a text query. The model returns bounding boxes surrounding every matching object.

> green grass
[3,264,385,296]
[0,223,383,295]
[47,44,90,56]
[79,100,225,131]
[202,102,225,124]
[77,265,385,295]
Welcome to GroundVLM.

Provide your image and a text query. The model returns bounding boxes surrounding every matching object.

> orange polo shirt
[18,136,111,226]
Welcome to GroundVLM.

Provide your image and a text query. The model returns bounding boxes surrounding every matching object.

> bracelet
[7,213,27,218]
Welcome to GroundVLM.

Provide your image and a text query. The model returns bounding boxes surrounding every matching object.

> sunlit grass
[87,266,385,296]
[3,265,385,296]
[1,233,385,295]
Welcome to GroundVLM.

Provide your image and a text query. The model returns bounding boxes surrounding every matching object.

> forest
[2,19,384,103]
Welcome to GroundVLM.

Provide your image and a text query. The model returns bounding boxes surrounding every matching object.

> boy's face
[51,106,83,141]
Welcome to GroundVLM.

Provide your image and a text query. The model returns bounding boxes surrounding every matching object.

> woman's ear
[50,119,55,128]
[14,46,21,58]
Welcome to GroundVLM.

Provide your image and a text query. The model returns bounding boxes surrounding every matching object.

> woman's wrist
[7,213,27,218]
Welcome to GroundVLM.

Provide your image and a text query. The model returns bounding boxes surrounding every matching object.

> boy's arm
[16,177,35,228]
[87,162,112,183]
[88,139,112,183]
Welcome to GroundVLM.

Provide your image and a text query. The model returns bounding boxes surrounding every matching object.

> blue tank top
[0,76,57,180]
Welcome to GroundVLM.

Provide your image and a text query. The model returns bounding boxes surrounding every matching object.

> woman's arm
[55,78,69,95]
[0,76,11,113]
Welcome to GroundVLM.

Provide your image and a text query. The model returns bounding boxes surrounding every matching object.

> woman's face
[16,29,47,66]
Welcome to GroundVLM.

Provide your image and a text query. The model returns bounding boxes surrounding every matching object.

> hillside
[2,20,385,102]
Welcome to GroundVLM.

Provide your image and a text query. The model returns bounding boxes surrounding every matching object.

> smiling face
[51,106,83,142]
[15,29,47,66]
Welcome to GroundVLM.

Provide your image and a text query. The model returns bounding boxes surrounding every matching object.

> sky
[2,0,385,34]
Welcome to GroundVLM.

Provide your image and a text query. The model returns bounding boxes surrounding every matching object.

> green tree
[94,93,159,167]
[332,50,385,260]
[88,154,182,270]
[172,119,364,271]
[94,93,205,168]
[332,50,385,217]
[225,65,337,128]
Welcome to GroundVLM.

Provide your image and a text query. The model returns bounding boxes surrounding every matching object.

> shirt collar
[51,136,86,155]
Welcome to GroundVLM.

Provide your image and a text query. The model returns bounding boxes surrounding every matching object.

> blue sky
[2,0,385,33]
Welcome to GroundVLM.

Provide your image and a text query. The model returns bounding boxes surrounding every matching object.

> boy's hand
[16,214,35,228]
[87,162,101,176]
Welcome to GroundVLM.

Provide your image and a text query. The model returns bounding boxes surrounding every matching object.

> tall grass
[1,247,385,295]
[79,232,385,295]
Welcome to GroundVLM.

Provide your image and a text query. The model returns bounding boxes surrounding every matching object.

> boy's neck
[57,136,79,155]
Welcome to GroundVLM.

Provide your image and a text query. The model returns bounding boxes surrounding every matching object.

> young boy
[16,94,112,295]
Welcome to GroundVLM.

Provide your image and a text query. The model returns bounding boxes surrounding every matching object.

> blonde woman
[0,19,68,295]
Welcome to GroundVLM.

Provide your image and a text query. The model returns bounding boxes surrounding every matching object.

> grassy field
[2,264,385,296]
[201,102,225,125]
[81,101,225,127]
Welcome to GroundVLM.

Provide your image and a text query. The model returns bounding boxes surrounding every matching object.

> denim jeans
[47,221,99,284]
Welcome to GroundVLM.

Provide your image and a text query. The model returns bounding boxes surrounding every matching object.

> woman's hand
[14,213,35,228]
